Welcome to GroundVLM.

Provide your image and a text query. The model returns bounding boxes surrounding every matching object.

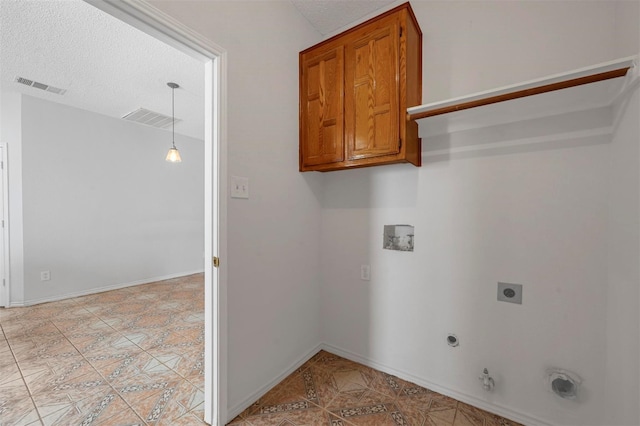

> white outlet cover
[360,265,371,281]
[497,282,523,304]
[231,176,249,199]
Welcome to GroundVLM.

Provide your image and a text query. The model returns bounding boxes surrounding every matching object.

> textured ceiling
[291,0,396,35]
[0,0,204,140]
[0,0,396,142]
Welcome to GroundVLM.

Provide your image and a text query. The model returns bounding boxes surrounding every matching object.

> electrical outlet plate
[497,282,523,304]
[360,265,371,281]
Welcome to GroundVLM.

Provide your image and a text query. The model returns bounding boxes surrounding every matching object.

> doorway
[85,1,228,424]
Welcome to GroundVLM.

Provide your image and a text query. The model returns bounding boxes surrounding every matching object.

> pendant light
[165,82,182,163]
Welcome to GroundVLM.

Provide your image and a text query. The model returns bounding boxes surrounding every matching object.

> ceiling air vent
[121,108,181,129]
[14,76,67,95]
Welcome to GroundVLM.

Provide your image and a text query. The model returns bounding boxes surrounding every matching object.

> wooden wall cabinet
[299,2,422,172]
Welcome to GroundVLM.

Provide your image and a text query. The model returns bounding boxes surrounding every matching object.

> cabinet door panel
[300,47,344,167]
[345,24,399,160]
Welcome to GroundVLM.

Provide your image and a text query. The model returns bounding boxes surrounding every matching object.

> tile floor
[1,274,522,426]
[228,351,523,426]
[0,274,206,425]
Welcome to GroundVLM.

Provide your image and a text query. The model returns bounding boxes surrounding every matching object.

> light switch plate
[231,176,249,199]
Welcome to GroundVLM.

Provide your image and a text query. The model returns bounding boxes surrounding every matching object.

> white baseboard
[320,342,551,426]
[11,270,204,307]
[226,342,324,422]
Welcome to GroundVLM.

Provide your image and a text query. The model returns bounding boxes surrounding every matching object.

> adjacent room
[1,1,638,426]
[1,0,208,424]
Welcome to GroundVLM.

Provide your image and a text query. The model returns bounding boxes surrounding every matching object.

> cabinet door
[345,23,400,161]
[300,47,344,167]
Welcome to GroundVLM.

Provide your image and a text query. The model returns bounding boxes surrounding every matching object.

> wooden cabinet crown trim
[299,2,421,56]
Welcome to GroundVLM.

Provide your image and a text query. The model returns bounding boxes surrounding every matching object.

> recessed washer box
[383,225,414,252]
[497,282,523,304]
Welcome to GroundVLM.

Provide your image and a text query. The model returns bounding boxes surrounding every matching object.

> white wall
[322,140,614,425]
[18,95,204,304]
[146,0,324,416]
[604,82,640,426]
[414,0,620,103]
[614,0,640,58]
[320,1,639,425]
[605,3,640,424]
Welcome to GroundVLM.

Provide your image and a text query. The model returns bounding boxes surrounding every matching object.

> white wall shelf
[409,56,638,139]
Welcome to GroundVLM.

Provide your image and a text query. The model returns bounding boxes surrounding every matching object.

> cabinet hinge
[399,27,403,37]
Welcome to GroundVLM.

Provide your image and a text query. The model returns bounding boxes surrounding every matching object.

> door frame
[0,144,8,308]
[84,1,228,424]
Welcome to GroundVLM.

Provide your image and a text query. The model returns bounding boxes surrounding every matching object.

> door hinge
[212,256,220,268]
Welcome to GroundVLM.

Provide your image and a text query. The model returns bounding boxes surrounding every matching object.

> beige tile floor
[2,275,522,426]
[0,274,206,426]
[228,352,523,426]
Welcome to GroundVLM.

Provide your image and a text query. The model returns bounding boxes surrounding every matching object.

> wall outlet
[360,264,371,281]
[497,282,523,304]
[40,271,51,281]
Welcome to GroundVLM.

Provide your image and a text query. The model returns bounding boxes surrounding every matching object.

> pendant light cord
[165,82,180,162]
[171,86,176,149]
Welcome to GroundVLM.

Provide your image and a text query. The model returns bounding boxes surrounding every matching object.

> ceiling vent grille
[15,76,67,95]
[122,108,180,129]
